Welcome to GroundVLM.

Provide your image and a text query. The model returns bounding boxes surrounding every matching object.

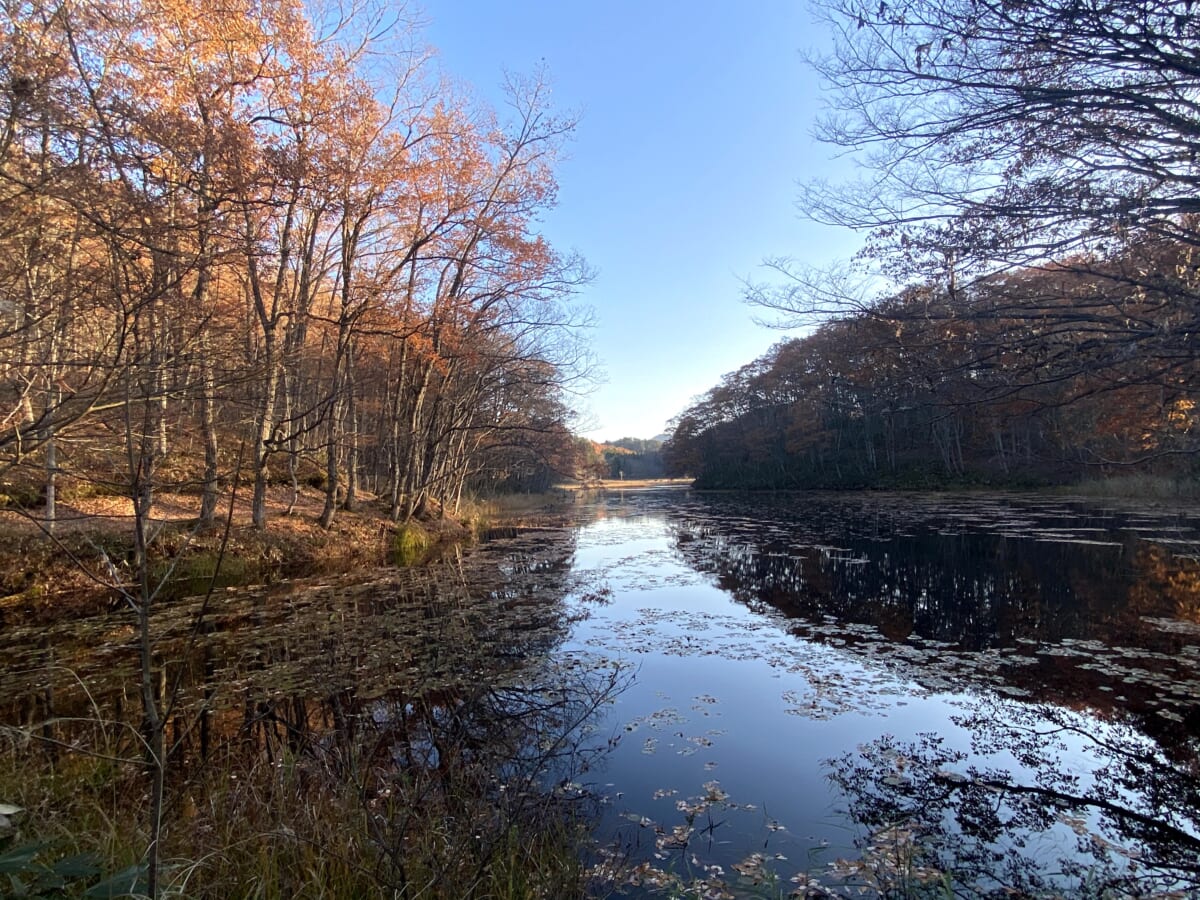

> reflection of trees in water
[1128,545,1200,625]
[672,521,1173,650]
[826,699,1200,897]
[663,503,1200,742]
[3,528,632,893]
[192,531,636,893]
[653,495,1200,893]
[662,493,1200,648]
[4,531,585,756]
[365,661,628,892]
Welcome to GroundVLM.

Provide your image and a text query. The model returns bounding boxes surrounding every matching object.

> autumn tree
[0,2,590,892]
[671,254,1199,489]
[746,0,1200,466]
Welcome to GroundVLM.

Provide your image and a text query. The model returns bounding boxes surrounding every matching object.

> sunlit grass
[392,521,433,566]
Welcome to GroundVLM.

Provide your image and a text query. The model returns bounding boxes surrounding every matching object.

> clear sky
[421,1,859,442]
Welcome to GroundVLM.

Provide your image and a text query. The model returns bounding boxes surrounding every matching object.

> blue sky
[422,1,859,441]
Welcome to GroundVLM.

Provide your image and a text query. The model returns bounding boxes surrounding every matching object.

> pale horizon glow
[422,1,859,442]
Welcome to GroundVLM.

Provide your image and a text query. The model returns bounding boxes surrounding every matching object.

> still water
[4,487,1200,897]
[568,488,1200,897]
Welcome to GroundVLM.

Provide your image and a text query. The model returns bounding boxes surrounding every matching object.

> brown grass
[562,477,692,491]
[0,486,453,621]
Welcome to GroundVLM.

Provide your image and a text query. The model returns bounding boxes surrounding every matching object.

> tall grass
[2,728,604,899]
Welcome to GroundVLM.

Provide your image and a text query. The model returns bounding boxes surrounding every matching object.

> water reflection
[2,531,588,749]
[574,489,1200,897]
[6,490,1200,896]
[661,493,1200,740]
[669,493,1200,649]
[828,698,1200,896]
[1,527,631,896]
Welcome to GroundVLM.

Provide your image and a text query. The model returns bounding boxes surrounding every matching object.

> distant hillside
[590,437,666,479]
[604,437,663,455]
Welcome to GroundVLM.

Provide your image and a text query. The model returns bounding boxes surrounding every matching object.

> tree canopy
[676,0,1200,487]
[0,0,591,527]
[805,0,1200,275]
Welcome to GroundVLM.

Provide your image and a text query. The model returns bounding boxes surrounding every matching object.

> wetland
[4,487,1200,897]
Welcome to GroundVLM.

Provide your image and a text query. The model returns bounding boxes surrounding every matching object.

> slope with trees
[671,0,1200,489]
[0,0,590,534]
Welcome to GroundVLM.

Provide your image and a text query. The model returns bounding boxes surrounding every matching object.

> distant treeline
[666,239,1200,489]
[577,438,665,481]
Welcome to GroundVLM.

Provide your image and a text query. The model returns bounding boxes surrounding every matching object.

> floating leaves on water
[10,489,1200,898]
[731,851,768,883]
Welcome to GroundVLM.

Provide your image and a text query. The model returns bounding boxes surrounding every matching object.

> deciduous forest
[0,0,588,530]
[6,2,1200,899]
[667,0,1200,490]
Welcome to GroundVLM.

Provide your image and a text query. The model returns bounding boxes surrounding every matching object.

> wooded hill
[669,0,1200,491]
[0,0,588,530]
[666,239,1200,489]
[573,438,666,482]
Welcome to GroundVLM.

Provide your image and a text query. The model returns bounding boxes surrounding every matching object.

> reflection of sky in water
[565,491,1200,894]
[4,486,1198,895]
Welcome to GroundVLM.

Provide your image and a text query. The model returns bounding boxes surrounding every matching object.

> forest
[0,0,588,531]
[6,2,1200,898]
[666,238,1200,488]
[666,0,1200,491]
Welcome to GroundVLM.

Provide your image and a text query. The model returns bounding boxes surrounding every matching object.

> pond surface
[568,489,1200,897]
[4,488,1200,897]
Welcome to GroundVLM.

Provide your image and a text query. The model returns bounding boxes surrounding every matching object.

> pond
[570,488,1200,897]
[3,487,1200,897]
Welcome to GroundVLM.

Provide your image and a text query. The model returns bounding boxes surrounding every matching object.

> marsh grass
[1,718,604,899]
[392,522,433,566]
[458,491,575,535]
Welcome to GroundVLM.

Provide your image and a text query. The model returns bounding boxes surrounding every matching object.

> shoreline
[0,485,574,623]
[5,474,1196,622]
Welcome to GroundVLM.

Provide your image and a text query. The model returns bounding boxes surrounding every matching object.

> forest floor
[0,484,555,623]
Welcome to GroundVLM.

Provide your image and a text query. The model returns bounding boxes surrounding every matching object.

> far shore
[563,477,693,490]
